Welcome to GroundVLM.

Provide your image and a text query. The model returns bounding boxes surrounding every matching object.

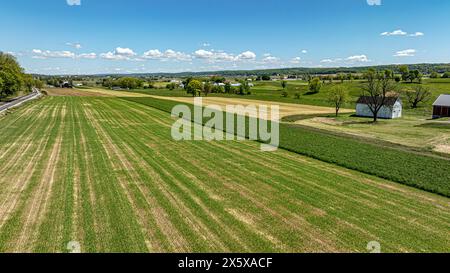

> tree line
[183,77,252,97]
[0,52,42,99]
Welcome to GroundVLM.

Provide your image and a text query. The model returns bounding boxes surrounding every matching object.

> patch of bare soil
[307,117,345,126]
[434,144,450,154]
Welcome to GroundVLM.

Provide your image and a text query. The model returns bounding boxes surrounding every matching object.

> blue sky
[1,0,450,75]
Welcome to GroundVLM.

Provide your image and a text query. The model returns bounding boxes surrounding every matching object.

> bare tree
[361,69,397,122]
[404,86,431,108]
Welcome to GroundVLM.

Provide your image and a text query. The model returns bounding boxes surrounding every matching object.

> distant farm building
[356,96,402,119]
[432,94,450,118]
[60,81,73,88]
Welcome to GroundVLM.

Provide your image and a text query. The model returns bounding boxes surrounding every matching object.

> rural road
[0,87,41,113]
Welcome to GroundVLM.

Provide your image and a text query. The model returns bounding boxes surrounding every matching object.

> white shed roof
[433,95,450,106]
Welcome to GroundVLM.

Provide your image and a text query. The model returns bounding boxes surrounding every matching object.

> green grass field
[121,78,450,155]
[122,78,450,108]
[123,96,450,197]
[0,96,449,253]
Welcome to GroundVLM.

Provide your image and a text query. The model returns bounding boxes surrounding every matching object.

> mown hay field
[0,96,449,253]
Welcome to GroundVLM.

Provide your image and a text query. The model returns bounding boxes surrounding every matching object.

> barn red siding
[433,106,450,118]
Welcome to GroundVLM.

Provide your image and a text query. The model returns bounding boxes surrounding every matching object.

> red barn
[433,95,450,119]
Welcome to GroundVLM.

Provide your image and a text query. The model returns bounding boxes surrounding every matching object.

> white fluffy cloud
[320,55,370,65]
[114,47,136,57]
[100,47,137,60]
[66,42,82,49]
[237,51,256,60]
[193,49,256,62]
[381,30,424,37]
[367,0,381,6]
[261,54,280,64]
[32,49,99,60]
[320,58,341,64]
[409,32,424,37]
[381,29,407,36]
[194,49,215,59]
[78,53,97,59]
[301,50,308,54]
[6,51,22,57]
[163,49,192,61]
[66,0,81,6]
[290,57,301,64]
[347,55,370,62]
[143,49,191,61]
[32,49,75,59]
[394,49,416,57]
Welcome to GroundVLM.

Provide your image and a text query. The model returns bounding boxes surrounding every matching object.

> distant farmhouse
[432,94,450,119]
[356,96,402,119]
[60,81,73,88]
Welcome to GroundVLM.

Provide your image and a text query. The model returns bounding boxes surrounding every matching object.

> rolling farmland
[0,96,449,252]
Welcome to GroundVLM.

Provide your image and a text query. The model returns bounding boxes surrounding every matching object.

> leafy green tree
[347,73,354,82]
[33,79,44,89]
[203,81,212,96]
[186,79,203,97]
[114,77,143,89]
[183,77,193,91]
[308,77,322,93]
[212,85,224,93]
[23,74,34,92]
[328,86,348,117]
[430,72,440,79]
[0,52,24,98]
[211,76,226,83]
[102,78,114,89]
[238,81,251,95]
[442,72,450,78]
[303,73,312,83]
[399,65,410,82]
[281,80,287,89]
[384,69,394,79]
[166,83,177,90]
[408,70,420,83]
[224,82,232,94]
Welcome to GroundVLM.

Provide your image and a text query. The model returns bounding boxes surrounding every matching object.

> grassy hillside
[0,96,449,252]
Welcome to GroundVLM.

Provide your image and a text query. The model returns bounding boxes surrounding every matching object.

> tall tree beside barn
[361,69,397,122]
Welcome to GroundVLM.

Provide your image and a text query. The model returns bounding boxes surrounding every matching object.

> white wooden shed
[356,96,402,119]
